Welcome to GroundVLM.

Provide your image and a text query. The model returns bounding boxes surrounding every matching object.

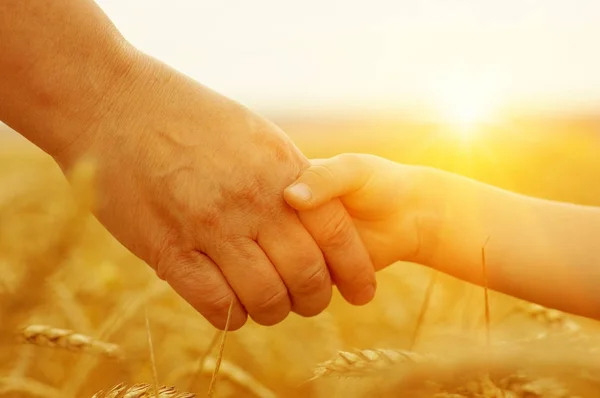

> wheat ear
[92,383,194,398]
[18,324,122,359]
[518,303,580,333]
[311,349,433,380]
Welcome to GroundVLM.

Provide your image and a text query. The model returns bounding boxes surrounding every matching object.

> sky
[93,0,600,118]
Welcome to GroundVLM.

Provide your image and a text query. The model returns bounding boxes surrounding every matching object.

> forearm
[422,169,600,319]
[0,0,137,157]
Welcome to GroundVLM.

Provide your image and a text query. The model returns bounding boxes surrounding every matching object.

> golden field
[1,115,600,397]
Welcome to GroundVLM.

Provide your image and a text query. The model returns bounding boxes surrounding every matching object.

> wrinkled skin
[53,53,377,330]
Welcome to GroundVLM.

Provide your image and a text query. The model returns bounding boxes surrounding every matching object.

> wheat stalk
[481,237,491,350]
[409,270,438,350]
[187,330,221,392]
[167,357,277,398]
[18,324,122,359]
[92,383,195,398]
[144,310,160,398]
[311,348,433,379]
[207,299,234,398]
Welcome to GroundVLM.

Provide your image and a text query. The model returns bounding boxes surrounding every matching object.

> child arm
[286,155,600,320]
[424,168,600,320]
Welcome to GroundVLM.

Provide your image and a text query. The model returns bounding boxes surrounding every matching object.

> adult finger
[298,199,377,306]
[284,154,371,211]
[207,237,292,326]
[258,212,332,317]
[159,251,248,331]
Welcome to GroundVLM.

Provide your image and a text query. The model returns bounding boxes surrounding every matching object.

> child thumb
[284,155,368,211]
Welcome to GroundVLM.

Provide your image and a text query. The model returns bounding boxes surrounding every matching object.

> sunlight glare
[431,76,503,140]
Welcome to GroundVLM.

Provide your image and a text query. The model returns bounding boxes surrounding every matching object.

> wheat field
[2,123,600,397]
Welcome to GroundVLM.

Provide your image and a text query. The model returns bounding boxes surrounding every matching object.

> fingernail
[287,183,313,202]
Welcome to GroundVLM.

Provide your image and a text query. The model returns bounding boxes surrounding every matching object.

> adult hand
[51,51,376,330]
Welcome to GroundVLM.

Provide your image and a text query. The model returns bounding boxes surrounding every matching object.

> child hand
[284,154,434,270]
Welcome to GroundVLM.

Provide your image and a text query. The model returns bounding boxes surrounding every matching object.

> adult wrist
[48,40,148,166]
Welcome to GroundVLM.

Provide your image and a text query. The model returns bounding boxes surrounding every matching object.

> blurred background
[3,0,600,202]
[1,3,600,396]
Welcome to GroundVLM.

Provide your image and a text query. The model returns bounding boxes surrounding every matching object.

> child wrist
[407,166,446,267]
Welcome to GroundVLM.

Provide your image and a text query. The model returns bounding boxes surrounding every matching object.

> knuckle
[291,263,330,296]
[291,268,332,317]
[150,231,180,277]
[212,235,252,257]
[249,287,290,324]
[154,246,187,282]
[205,291,238,318]
[154,258,171,282]
[157,253,209,291]
[152,229,198,278]
[252,124,295,163]
[320,211,354,249]
[206,295,247,331]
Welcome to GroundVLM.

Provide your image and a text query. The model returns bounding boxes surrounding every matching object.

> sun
[430,76,502,140]
[443,97,492,139]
